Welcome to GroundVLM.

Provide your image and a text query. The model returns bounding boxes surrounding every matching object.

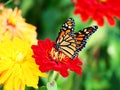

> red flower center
[48,48,66,62]
[96,0,107,3]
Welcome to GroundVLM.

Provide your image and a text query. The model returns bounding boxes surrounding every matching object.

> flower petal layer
[72,0,120,26]
[32,38,82,77]
[0,37,47,90]
[0,5,37,44]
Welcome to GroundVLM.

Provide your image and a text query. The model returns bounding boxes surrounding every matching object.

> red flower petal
[32,38,82,77]
[72,0,120,26]
[105,14,116,26]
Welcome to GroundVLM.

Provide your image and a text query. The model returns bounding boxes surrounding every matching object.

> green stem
[48,71,59,82]
[51,71,59,81]
[48,71,53,82]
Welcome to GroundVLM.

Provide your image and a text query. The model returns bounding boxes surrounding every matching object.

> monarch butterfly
[54,18,98,59]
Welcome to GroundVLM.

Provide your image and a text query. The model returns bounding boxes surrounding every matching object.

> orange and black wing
[54,18,78,59]
[55,18,75,43]
[75,26,98,52]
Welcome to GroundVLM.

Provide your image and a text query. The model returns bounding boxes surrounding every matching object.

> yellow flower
[0,4,37,44]
[0,37,47,90]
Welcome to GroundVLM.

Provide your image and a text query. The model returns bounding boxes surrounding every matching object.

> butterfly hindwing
[75,26,98,52]
[54,18,78,59]
[59,34,78,59]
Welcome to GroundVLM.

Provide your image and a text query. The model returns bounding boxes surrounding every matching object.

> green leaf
[39,86,47,90]
[47,80,57,90]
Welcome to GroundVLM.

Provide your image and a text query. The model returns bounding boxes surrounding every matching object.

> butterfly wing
[75,26,98,51]
[54,18,78,59]
[55,18,75,43]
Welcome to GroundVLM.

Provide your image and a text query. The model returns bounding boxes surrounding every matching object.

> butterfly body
[54,18,98,59]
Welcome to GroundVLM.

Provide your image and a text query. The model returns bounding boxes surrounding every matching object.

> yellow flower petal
[0,37,47,90]
[0,5,37,44]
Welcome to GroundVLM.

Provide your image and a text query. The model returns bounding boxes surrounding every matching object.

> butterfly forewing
[75,26,98,51]
[56,18,75,42]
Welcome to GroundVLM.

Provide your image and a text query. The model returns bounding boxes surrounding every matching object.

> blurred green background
[1,0,120,90]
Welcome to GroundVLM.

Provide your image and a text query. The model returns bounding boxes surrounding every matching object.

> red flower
[72,0,120,26]
[32,38,82,77]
